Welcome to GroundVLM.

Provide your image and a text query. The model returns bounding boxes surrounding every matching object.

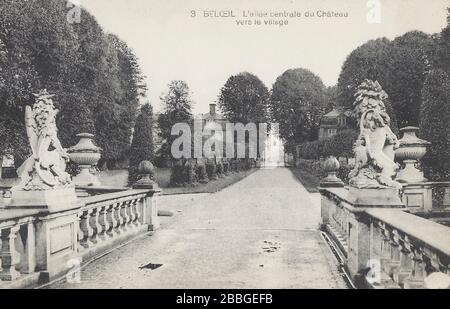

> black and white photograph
[0,0,449,295]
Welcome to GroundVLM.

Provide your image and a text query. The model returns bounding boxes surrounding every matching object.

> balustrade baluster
[119,201,129,232]
[395,235,413,286]
[129,199,137,227]
[113,202,123,234]
[378,223,396,286]
[79,210,94,249]
[77,213,85,247]
[105,204,117,238]
[97,205,108,241]
[389,229,401,281]
[404,248,426,289]
[133,198,142,226]
[88,208,99,244]
[125,200,134,229]
[0,226,21,281]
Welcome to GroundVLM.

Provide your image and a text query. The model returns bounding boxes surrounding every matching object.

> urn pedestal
[395,127,430,183]
[320,156,344,188]
[67,133,102,187]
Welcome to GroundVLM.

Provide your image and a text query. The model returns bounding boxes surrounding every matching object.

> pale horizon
[80,0,449,114]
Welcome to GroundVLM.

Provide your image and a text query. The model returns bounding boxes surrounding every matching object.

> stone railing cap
[0,208,42,224]
[81,188,157,205]
[366,208,450,257]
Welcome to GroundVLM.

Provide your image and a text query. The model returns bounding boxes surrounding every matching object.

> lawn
[97,168,172,188]
[288,167,321,193]
[1,167,257,196]
[98,167,257,195]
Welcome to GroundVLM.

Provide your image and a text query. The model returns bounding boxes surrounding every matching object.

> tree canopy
[336,32,434,128]
[157,80,193,161]
[436,8,450,72]
[419,69,450,181]
[0,0,147,168]
[218,72,269,124]
[270,68,328,144]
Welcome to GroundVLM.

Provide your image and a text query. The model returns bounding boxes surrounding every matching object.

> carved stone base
[396,160,427,183]
[346,187,405,208]
[320,172,344,188]
[7,187,79,213]
[401,183,433,212]
[72,165,100,186]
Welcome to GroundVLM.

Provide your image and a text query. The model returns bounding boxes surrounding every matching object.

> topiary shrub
[206,162,218,180]
[222,161,230,175]
[232,160,239,171]
[185,161,198,186]
[419,69,450,181]
[170,160,185,187]
[216,162,224,178]
[196,163,209,183]
[128,104,155,185]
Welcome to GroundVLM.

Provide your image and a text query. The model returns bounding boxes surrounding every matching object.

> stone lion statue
[348,80,401,189]
[16,90,72,190]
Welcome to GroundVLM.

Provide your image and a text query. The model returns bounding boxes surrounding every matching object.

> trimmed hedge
[196,163,209,183]
[216,162,224,178]
[170,159,252,187]
[206,162,218,180]
[170,160,198,187]
[419,69,450,181]
[222,161,230,175]
[296,129,358,160]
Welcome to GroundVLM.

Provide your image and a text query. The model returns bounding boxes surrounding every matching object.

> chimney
[209,104,216,116]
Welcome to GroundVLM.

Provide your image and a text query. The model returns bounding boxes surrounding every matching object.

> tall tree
[270,68,328,144]
[218,72,269,124]
[128,103,154,184]
[336,33,434,128]
[337,38,393,110]
[157,80,193,161]
[419,69,450,181]
[436,8,450,71]
[0,0,146,169]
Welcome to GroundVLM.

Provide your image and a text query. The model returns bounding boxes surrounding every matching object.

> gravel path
[47,168,347,289]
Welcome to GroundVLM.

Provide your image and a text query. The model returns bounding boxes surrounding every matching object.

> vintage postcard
[0,0,449,296]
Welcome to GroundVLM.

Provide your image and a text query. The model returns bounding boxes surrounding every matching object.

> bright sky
[80,0,449,114]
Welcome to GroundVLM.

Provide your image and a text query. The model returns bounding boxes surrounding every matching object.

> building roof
[323,108,344,118]
[201,113,225,120]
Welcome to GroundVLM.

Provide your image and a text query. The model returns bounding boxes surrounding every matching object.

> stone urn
[67,133,102,186]
[320,156,344,187]
[395,127,431,183]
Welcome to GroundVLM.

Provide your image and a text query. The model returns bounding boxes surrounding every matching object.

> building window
[328,129,337,137]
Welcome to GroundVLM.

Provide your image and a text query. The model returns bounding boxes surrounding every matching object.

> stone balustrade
[0,209,41,288]
[365,208,450,289]
[320,187,450,289]
[0,186,160,289]
[77,189,157,260]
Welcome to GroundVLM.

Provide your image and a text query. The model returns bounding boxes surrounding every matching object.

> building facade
[318,108,348,140]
